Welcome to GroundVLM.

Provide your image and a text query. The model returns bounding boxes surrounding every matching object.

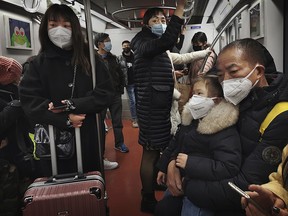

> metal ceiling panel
[75,0,210,28]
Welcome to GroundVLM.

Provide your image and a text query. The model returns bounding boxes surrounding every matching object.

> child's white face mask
[221,65,259,105]
[187,95,216,119]
[48,26,72,49]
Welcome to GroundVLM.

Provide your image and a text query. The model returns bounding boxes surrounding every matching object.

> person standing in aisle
[19,4,114,175]
[130,0,187,213]
[118,40,138,128]
[94,33,129,154]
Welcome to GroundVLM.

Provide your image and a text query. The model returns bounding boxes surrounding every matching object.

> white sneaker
[103,158,119,170]
[132,120,139,128]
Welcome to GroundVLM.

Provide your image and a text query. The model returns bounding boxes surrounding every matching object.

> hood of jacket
[181,99,239,134]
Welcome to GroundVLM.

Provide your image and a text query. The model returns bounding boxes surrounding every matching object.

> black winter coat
[185,74,288,215]
[161,100,240,169]
[98,52,125,94]
[130,15,184,150]
[157,99,241,200]
[19,45,114,175]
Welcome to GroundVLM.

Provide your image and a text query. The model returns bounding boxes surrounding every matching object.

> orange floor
[104,119,164,216]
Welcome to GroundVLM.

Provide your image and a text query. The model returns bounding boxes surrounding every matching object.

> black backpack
[0,88,36,179]
[0,159,21,216]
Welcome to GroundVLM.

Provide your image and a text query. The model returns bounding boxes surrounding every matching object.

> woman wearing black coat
[19,4,114,176]
[130,0,187,213]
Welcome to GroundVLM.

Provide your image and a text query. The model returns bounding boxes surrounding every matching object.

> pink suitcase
[22,126,107,216]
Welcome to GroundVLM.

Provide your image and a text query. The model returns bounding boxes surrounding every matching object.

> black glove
[4,100,23,117]
[8,100,21,107]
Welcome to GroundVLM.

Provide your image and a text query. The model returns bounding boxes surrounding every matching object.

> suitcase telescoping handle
[46,172,85,183]
[48,125,83,176]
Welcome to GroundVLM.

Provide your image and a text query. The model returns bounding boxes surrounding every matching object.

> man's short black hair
[122,40,130,45]
[94,33,109,48]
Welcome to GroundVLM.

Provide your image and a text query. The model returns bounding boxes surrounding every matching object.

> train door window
[219,33,227,51]
[235,14,242,40]
[227,22,236,43]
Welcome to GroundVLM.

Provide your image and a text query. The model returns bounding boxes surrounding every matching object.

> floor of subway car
[104,119,164,216]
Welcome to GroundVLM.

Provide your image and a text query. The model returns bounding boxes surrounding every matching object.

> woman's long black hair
[39,4,90,74]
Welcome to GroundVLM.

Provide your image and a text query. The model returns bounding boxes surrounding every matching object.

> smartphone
[228,182,269,216]
[50,105,67,110]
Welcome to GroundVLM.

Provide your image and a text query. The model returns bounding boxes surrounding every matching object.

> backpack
[259,102,288,137]
[0,87,35,179]
[0,159,21,216]
[260,102,288,190]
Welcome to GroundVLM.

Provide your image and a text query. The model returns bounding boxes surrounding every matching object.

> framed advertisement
[4,15,33,50]
[249,0,264,39]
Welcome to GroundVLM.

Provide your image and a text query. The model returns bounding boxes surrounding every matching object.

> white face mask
[48,26,72,49]
[187,95,216,120]
[221,65,259,105]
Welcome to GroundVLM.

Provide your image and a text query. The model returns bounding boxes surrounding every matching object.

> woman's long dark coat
[19,45,114,175]
[131,15,183,150]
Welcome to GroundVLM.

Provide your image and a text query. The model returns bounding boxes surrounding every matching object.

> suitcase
[22,126,107,216]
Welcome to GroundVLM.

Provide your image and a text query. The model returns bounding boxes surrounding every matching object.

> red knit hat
[0,56,22,85]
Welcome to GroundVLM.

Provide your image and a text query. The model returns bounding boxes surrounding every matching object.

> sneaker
[132,120,139,128]
[103,158,119,170]
[114,143,129,153]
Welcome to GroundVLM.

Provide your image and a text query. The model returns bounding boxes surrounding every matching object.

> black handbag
[33,124,75,160]
[33,65,77,160]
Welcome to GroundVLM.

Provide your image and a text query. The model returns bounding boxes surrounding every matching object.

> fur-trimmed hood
[181,99,239,134]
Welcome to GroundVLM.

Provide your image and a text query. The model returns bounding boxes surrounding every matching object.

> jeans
[101,93,124,147]
[126,84,137,120]
[155,190,183,216]
[159,190,214,216]
[181,196,214,216]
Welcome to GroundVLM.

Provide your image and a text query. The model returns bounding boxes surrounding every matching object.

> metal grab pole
[82,0,105,179]
[48,125,57,176]
[198,4,249,74]
[83,0,96,85]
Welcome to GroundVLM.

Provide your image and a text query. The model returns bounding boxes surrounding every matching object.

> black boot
[141,191,157,213]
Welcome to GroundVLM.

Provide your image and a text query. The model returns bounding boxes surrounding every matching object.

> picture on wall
[4,15,33,50]
[249,0,264,39]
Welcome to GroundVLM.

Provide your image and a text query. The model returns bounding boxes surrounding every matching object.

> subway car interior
[0,0,287,216]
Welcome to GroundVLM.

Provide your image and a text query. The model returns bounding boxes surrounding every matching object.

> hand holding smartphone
[228,182,270,216]
[50,105,68,110]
